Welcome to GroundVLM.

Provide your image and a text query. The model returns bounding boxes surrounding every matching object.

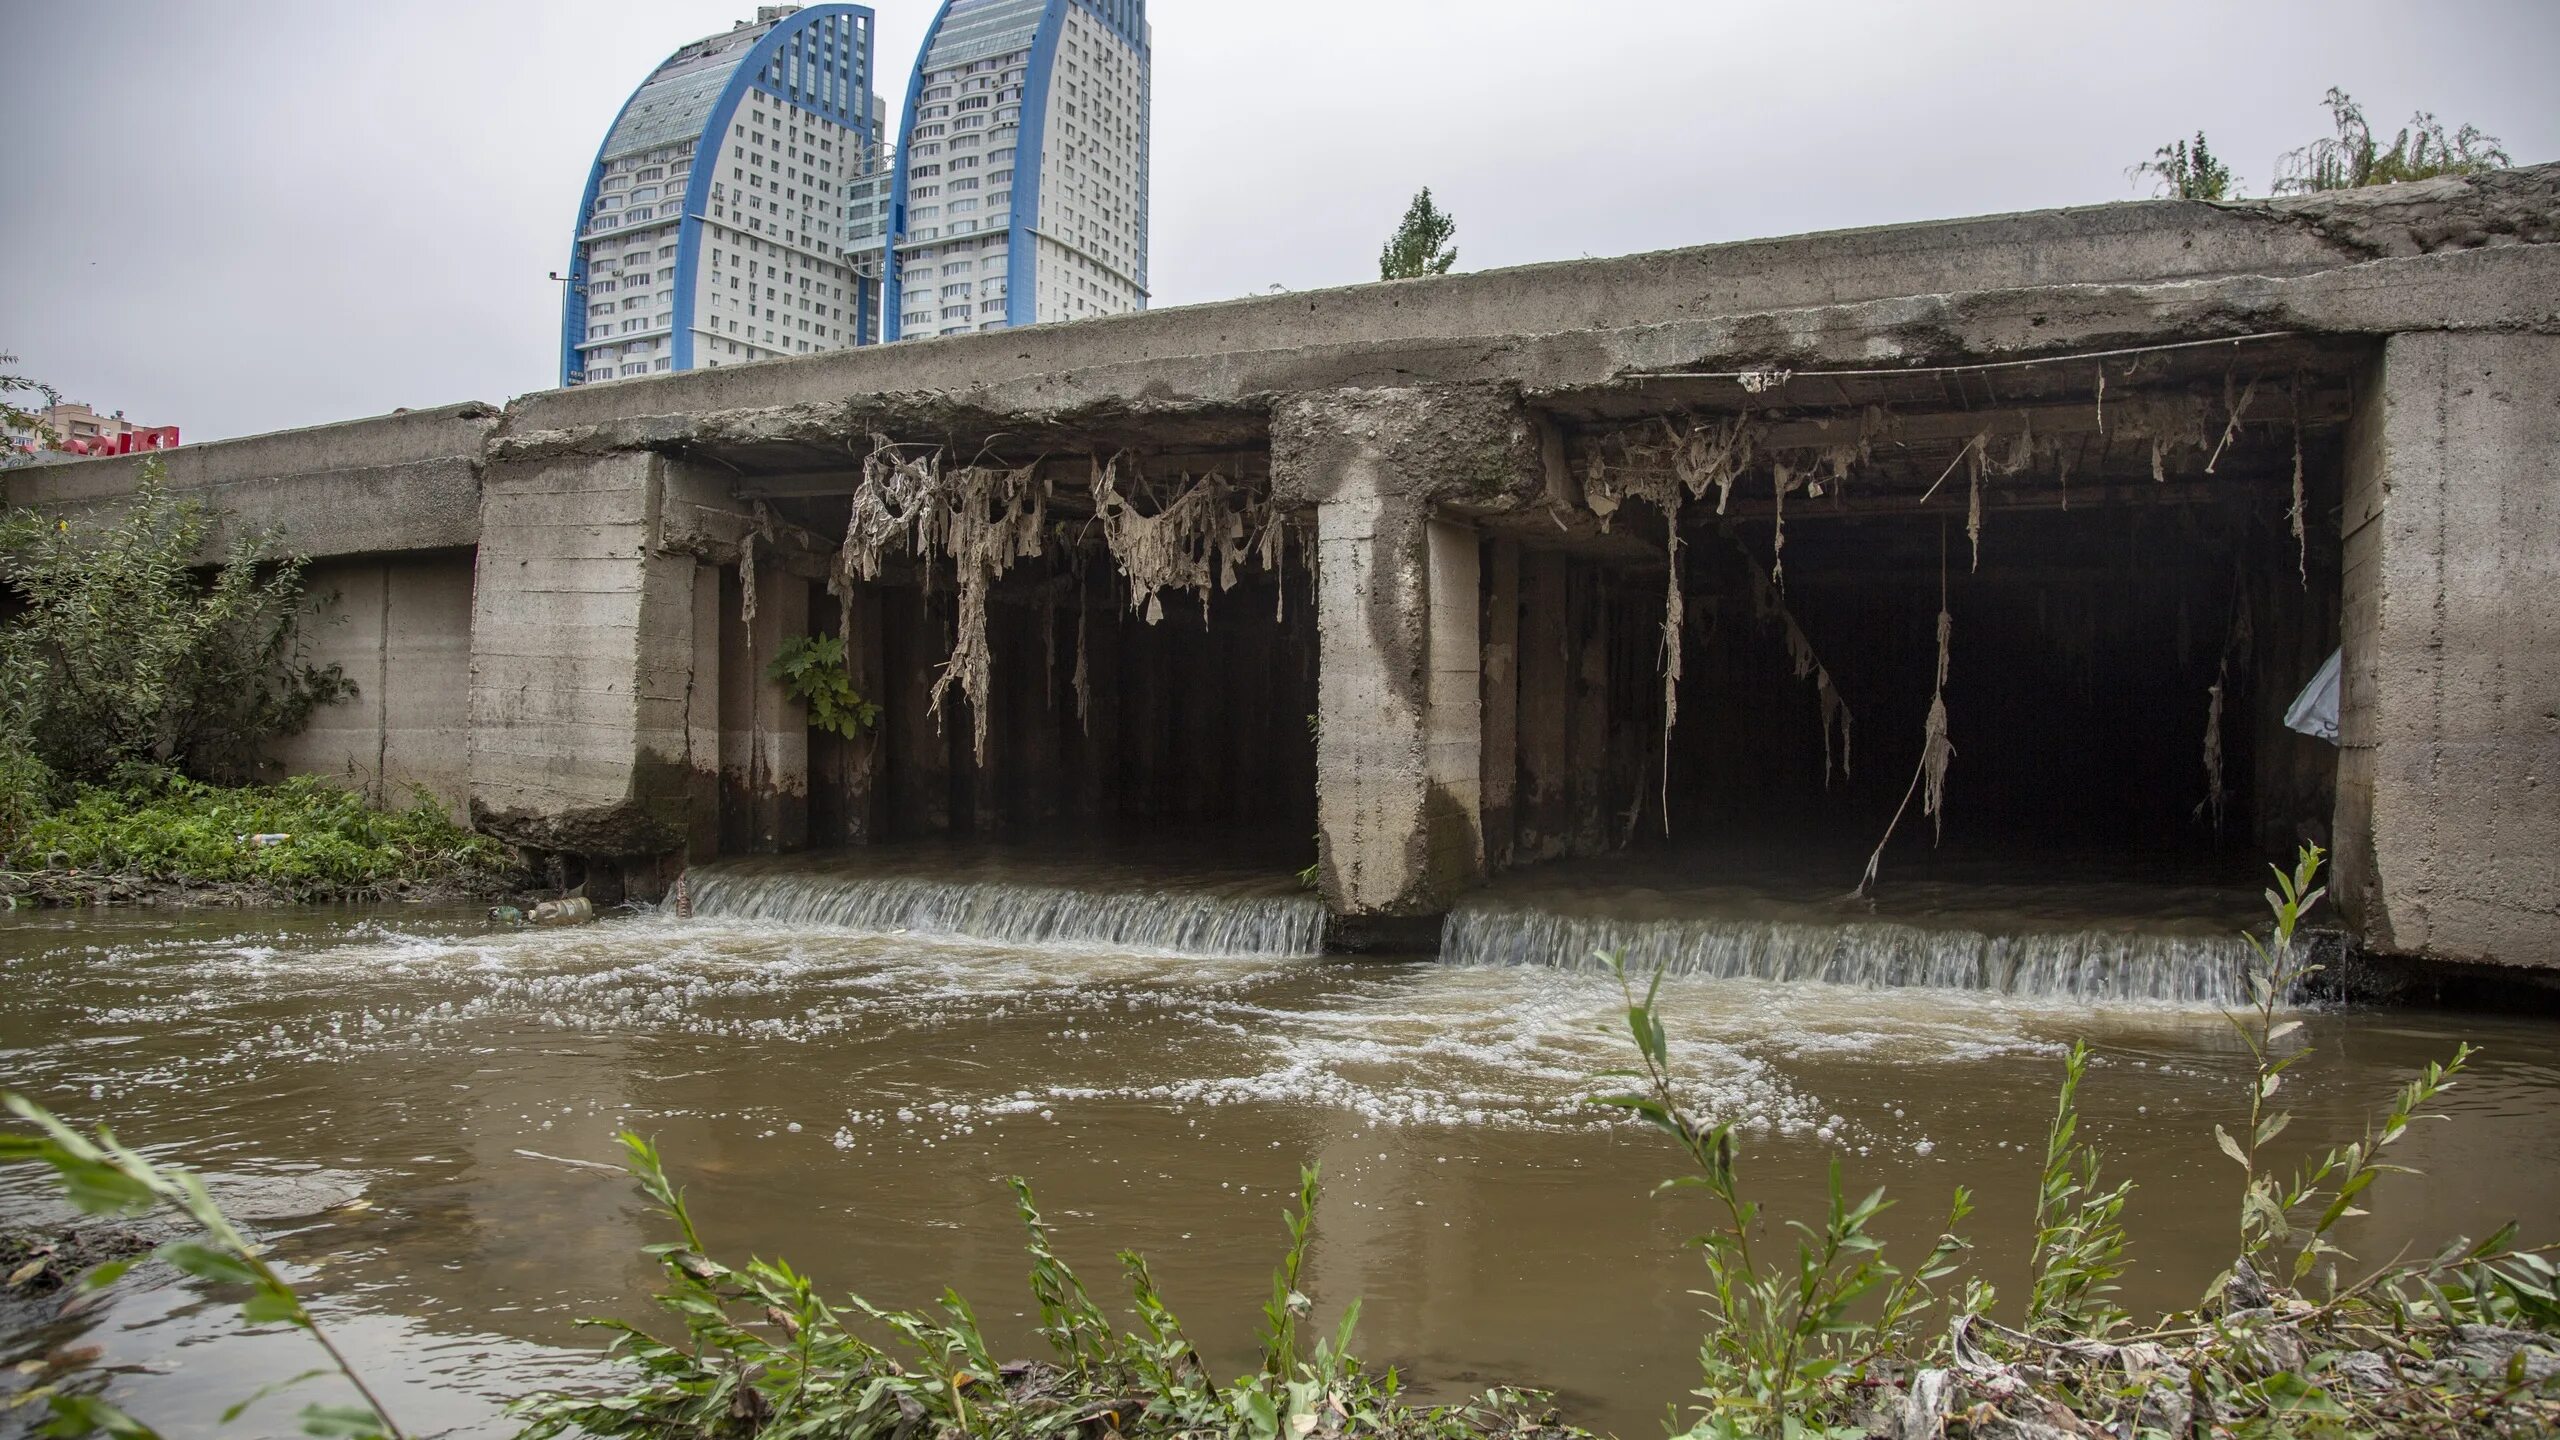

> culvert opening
[686,430,1321,942]
[1461,340,2362,992]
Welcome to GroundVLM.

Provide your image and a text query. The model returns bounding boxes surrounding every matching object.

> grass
[1,771,518,907]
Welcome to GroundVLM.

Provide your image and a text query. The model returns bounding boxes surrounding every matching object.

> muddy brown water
[3,850,2557,1438]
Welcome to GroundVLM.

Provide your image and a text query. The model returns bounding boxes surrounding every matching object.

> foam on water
[679,865,1326,958]
[1441,902,2255,1005]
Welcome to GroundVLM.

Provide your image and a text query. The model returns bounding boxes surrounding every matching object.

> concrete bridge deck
[11,168,2557,969]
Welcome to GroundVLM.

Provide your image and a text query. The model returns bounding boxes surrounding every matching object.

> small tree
[0,460,352,786]
[1,351,62,468]
[2273,87,2511,194]
[1378,187,1458,280]
[2131,131,2240,200]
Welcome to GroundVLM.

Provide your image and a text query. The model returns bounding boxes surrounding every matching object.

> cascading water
[1440,900,2256,1004]
[678,861,1326,958]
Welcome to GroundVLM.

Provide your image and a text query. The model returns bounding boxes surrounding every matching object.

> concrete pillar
[685,564,722,857]
[2335,332,2560,968]
[1514,549,1572,861]
[1567,564,1614,853]
[1307,473,1476,920]
[1480,538,1520,869]
[839,585,887,843]
[1425,518,1485,878]
[467,450,698,866]
[1072,600,1122,825]
[1274,388,1545,931]
[744,576,809,853]
[885,588,953,836]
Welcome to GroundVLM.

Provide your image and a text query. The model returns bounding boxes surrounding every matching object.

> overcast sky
[4,0,2554,443]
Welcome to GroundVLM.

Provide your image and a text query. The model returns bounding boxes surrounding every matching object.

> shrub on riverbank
[0,464,353,795]
[0,771,518,906]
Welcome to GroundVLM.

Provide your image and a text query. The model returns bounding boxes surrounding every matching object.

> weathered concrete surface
[270,553,476,816]
[466,450,698,856]
[1275,388,1540,924]
[9,167,2557,961]
[2336,332,2560,968]
[3,402,493,561]
[499,167,2559,441]
[719,569,810,854]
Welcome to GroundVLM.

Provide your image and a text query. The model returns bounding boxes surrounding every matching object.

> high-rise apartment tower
[885,0,1150,341]
[561,5,887,386]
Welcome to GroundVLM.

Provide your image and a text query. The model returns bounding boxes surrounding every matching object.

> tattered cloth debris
[2284,647,2341,743]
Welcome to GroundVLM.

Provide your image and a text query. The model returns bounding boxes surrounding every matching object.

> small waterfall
[1441,903,2254,1004]
[679,866,1325,958]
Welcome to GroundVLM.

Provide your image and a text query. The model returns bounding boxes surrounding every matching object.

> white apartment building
[561,5,886,386]
[886,0,1150,341]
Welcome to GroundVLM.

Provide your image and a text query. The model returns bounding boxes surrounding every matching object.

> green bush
[4,772,514,902]
[0,461,352,787]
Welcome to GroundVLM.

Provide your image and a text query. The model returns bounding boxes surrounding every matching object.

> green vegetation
[2131,131,2240,200]
[1594,848,2558,1438]
[2134,88,2512,202]
[0,465,517,904]
[0,1092,406,1440]
[768,633,882,740]
[1378,188,1459,280]
[2,771,515,907]
[510,1144,1568,1440]
[2274,88,2513,195]
[4,847,2555,1438]
[2,351,62,465]
[1,461,352,801]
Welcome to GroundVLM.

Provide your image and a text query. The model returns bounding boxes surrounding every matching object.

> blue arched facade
[885,0,1148,342]
[562,5,878,387]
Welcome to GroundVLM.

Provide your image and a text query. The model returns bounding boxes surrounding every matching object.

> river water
[4,848,2557,1438]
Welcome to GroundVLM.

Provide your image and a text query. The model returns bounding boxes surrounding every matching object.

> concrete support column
[2336,331,2560,968]
[839,585,887,844]
[1307,476,1483,921]
[730,575,809,854]
[1480,538,1520,869]
[468,450,700,870]
[1514,550,1572,861]
[1273,387,1546,935]
[685,564,723,857]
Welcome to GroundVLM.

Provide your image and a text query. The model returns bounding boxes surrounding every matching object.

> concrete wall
[8,167,2556,960]
[2336,332,2560,968]
[466,450,708,857]
[3,402,492,561]
[270,552,476,816]
[505,167,2559,436]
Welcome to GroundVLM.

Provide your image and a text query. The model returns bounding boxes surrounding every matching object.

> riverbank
[0,774,523,909]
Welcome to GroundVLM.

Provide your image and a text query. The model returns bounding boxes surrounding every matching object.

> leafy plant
[0,461,353,785]
[2131,130,2240,199]
[1378,188,1458,280]
[3,771,515,905]
[766,633,881,740]
[514,1136,1574,1440]
[1591,954,1971,1438]
[2022,1041,2131,1337]
[2,351,63,465]
[0,1093,401,1440]
[2273,87,2511,194]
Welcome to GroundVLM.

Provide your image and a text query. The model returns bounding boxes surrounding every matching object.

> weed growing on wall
[768,633,883,739]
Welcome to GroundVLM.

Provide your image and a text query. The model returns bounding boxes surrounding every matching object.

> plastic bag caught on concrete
[2285,647,2341,743]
